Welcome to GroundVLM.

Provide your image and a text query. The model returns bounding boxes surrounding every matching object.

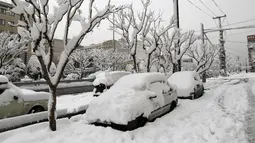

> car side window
[149,81,169,95]
[0,83,8,95]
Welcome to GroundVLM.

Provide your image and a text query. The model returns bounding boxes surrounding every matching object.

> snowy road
[0,76,253,143]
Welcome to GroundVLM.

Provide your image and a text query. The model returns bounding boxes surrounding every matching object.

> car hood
[86,88,164,125]
[20,89,49,101]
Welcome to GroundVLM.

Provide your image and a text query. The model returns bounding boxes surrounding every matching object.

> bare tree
[11,0,120,131]
[161,29,198,74]
[141,13,175,72]
[65,49,94,79]
[186,42,219,82]
[0,32,28,68]
[92,48,130,71]
[110,0,151,72]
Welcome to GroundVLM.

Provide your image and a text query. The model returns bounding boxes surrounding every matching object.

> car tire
[137,116,147,128]
[28,106,45,114]
[170,100,177,111]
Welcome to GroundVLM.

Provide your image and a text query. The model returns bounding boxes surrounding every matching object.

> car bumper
[92,114,146,131]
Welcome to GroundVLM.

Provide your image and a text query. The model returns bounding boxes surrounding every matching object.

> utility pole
[173,0,181,72]
[201,23,206,82]
[213,15,226,76]
[112,12,116,51]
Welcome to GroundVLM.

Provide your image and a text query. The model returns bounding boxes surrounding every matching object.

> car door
[148,80,172,121]
[0,84,24,119]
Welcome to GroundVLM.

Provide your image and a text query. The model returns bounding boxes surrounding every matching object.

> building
[0,1,31,64]
[0,1,19,33]
[247,35,255,72]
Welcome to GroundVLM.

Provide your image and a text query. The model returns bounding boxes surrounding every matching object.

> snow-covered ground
[57,92,94,113]
[1,73,255,143]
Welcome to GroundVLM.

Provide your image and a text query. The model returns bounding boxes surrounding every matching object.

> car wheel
[29,106,45,114]
[137,116,147,128]
[170,100,177,111]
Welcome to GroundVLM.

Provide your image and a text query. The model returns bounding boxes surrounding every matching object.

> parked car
[86,72,178,131]
[93,71,131,96]
[168,71,204,99]
[0,75,49,119]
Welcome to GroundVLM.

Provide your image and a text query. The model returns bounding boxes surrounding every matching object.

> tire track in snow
[244,80,255,143]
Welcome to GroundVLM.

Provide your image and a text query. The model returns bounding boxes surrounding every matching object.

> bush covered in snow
[27,55,42,80]
[27,55,56,80]
[0,58,26,82]
[65,73,80,80]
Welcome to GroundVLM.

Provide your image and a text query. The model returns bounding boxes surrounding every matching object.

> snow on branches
[186,42,219,74]
[0,32,28,68]
[110,0,151,72]
[11,0,122,131]
[160,29,198,73]
[140,12,175,72]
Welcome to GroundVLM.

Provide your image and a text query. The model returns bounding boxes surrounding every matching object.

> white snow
[87,89,161,124]
[0,75,9,83]
[112,72,167,90]
[57,92,94,113]
[0,74,251,143]
[87,73,168,124]
[19,89,49,101]
[93,71,131,86]
[168,71,202,97]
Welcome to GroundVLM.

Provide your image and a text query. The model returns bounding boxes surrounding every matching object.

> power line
[225,18,255,27]
[225,40,247,44]
[187,0,213,18]
[211,0,226,15]
[198,0,217,16]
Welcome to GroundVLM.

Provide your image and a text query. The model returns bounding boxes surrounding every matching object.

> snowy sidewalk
[0,78,249,143]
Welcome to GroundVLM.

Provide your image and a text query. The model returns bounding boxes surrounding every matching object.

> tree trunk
[202,71,206,83]
[177,59,181,71]
[48,86,57,131]
[147,53,152,72]
[132,54,137,73]
[172,63,178,73]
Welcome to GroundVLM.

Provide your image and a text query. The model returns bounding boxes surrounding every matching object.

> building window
[8,21,14,26]
[0,8,6,14]
[0,19,5,25]
[9,11,15,16]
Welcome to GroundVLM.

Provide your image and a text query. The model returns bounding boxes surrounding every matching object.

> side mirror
[13,96,18,100]
[149,95,157,100]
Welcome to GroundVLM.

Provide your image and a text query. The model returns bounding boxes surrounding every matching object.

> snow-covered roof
[111,72,167,90]
[168,71,202,97]
[93,71,131,86]
[0,75,9,84]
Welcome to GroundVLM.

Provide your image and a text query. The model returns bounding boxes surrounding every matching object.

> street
[0,74,253,143]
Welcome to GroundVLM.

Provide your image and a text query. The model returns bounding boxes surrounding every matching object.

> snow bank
[0,75,8,83]
[93,71,131,86]
[112,72,167,90]
[87,73,167,124]
[19,89,49,101]
[87,89,162,124]
[0,76,249,143]
[168,71,202,97]
[0,109,67,131]
[57,92,94,113]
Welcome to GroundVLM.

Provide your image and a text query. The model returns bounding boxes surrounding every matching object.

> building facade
[0,1,19,33]
[248,35,255,72]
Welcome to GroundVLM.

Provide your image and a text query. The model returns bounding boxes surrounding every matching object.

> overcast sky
[3,0,255,62]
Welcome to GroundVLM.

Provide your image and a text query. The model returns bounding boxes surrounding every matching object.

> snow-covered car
[86,72,178,131]
[168,71,204,99]
[93,71,131,96]
[0,75,49,119]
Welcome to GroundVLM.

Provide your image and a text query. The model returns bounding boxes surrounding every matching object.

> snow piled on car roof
[93,71,131,86]
[87,73,167,124]
[168,71,202,97]
[0,75,8,83]
[111,72,167,90]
